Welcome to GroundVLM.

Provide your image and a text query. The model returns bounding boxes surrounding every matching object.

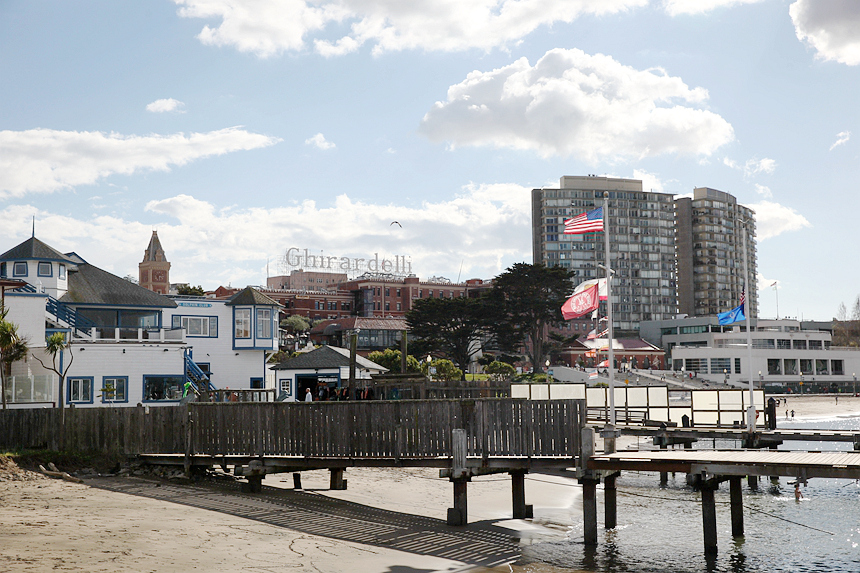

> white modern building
[640,317,860,392]
[1,236,280,408]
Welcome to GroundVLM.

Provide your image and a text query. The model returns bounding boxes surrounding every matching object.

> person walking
[304,387,313,402]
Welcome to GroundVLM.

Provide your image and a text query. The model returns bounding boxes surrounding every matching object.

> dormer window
[38,262,52,277]
[13,262,27,277]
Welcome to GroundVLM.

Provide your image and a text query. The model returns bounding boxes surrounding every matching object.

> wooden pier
[0,399,584,526]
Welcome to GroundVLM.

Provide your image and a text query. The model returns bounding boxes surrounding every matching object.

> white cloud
[744,157,776,176]
[754,184,772,199]
[663,0,764,17]
[173,0,649,58]
[790,0,860,65]
[632,169,664,193]
[722,156,776,177]
[0,127,280,197]
[419,48,734,162]
[304,133,336,150]
[0,183,533,289]
[748,200,812,240]
[146,98,186,113]
[830,130,851,150]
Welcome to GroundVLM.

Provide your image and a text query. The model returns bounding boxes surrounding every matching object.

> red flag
[561,284,599,319]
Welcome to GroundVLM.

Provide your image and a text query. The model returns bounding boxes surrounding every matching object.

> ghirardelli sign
[284,248,413,275]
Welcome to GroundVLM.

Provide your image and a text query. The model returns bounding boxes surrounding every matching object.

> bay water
[511,412,860,572]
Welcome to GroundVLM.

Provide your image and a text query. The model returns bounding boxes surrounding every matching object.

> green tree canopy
[484,360,516,382]
[177,284,205,296]
[0,305,28,409]
[406,296,487,380]
[487,262,574,373]
[366,349,422,373]
[281,315,311,333]
[420,358,463,382]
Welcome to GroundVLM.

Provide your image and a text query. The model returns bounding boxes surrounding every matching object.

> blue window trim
[0,262,6,278]
[67,376,94,404]
[101,376,129,403]
[12,262,28,277]
[233,307,252,340]
[250,377,264,389]
[255,308,273,339]
[58,264,66,279]
[141,374,185,403]
[38,262,53,277]
[172,314,219,338]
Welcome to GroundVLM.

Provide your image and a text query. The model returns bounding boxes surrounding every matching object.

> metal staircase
[184,349,214,393]
[13,284,96,337]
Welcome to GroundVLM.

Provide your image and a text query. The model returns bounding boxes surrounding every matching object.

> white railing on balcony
[73,327,186,343]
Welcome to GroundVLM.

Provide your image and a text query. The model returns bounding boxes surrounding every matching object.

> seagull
[390,221,402,227]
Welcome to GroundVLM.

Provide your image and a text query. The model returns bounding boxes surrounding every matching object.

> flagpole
[604,192,615,430]
[742,221,755,434]
[775,282,779,320]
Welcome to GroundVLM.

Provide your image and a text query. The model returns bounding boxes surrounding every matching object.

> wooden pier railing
[0,399,585,461]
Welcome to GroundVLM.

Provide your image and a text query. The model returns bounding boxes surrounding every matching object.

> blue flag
[718,304,746,325]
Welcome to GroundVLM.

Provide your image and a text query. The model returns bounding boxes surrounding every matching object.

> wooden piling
[604,474,617,529]
[448,479,469,526]
[292,472,302,490]
[701,484,718,555]
[580,477,599,545]
[729,476,744,538]
[511,471,532,519]
[329,468,346,490]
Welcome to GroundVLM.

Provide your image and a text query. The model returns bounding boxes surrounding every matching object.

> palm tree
[0,305,28,410]
[33,332,74,425]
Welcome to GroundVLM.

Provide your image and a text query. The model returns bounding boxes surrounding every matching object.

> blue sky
[1,0,858,321]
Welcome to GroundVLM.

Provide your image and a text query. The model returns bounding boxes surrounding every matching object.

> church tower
[139,231,170,294]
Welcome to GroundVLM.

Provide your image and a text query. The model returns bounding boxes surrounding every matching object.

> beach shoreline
[2,394,859,572]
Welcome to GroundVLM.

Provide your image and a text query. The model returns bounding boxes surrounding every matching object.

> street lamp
[723,369,728,385]
[800,374,804,394]
[545,359,552,383]
[853,373,856,396]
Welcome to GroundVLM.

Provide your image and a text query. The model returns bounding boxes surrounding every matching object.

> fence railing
[0,399,585,461]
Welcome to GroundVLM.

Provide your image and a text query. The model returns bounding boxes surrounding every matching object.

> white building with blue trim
[0,236,280,408]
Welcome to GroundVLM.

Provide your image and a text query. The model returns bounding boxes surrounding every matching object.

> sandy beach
[2,394,859,572]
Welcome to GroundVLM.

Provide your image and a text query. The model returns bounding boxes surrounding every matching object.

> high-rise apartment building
[675,187,757,318]
[532,176,677,335]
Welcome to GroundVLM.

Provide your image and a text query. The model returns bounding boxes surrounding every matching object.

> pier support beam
[747,475,759,490]
[510,471,533,519]
[244,475,263,493]
[447,478,469,526]
[329,468,347,490]
[293,472,302,490]
[604,473,618,530]
[729,476,744,538]
[580,477,600,545]
[701,483,718,555]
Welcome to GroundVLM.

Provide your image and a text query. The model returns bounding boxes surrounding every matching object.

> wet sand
[1,395,856,572]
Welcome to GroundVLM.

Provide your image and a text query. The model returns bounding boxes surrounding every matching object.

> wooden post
[580,477,599,545]
[729,476,744,538]
[329,468,347,490]
[448,429,469,526]
[747,475,759,490]
[183,404,193,478]
[701,483,718,555]
[448,478,469,526]
[292,472,302,490]
[511,471,533,519]
[659,442,668,485]
[400,330,408,374]
[604,473,617,530]
[348,331,358,399]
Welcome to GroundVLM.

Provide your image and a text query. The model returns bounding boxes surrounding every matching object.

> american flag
[740,287,745,307]
[564,207,603,234]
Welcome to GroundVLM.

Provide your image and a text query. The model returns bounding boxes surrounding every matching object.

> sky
[1,0,858,321]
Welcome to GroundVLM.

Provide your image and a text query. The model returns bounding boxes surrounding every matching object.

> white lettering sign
[284,247,412,276]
